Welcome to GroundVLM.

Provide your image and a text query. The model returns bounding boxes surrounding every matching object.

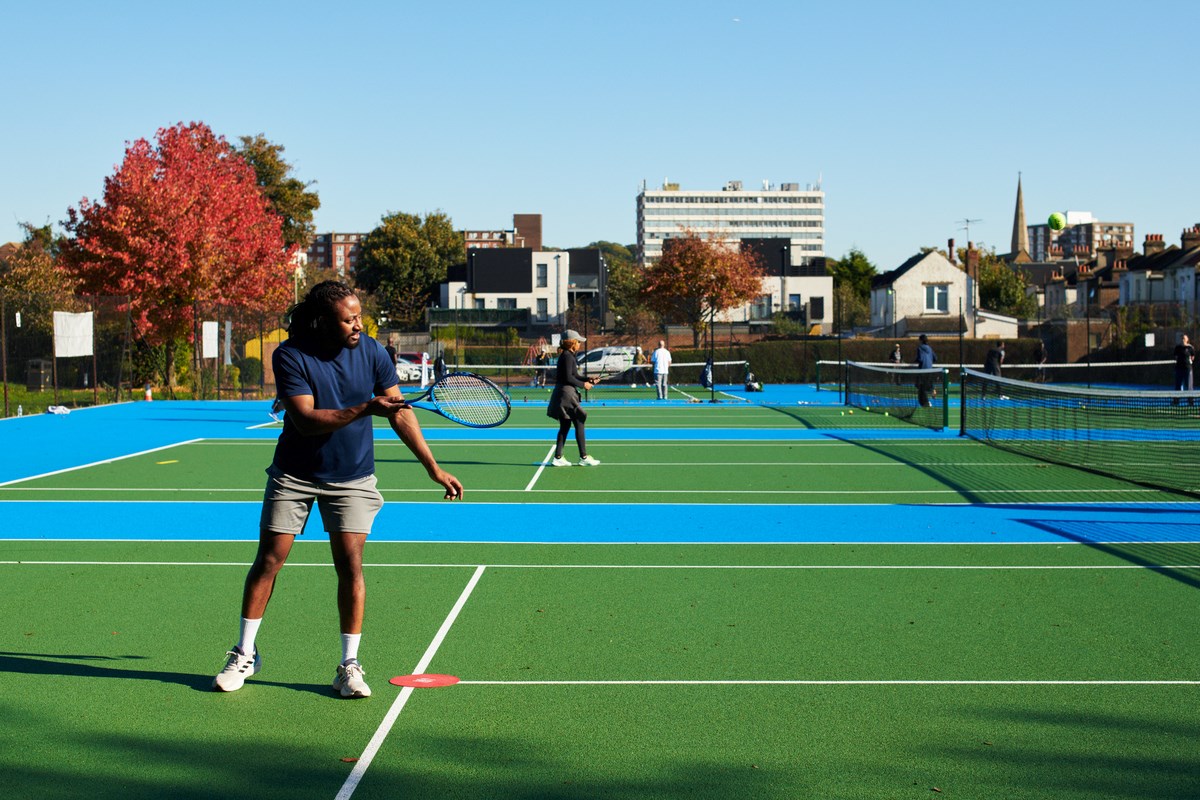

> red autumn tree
[641,229,767,346]
[61,122,293,384]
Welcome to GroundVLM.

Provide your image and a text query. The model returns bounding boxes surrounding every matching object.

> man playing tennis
[214,281,463,697]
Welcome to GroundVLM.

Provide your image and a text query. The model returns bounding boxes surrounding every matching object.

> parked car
[575,346,641,378]
[395,357,424,383]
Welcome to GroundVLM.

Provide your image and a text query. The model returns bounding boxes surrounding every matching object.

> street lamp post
[1085,273,1093,388]
[888,287,895,338]
[554,254,561,326]
[781,243,789,322]
[709,298,717,404]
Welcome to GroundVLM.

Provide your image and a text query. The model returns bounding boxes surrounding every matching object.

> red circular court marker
[389,673,459,688]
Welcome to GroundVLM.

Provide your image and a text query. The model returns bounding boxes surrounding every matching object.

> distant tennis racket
[401,372,511,428]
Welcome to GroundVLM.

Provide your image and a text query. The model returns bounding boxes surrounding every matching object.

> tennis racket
[401,372,511,428]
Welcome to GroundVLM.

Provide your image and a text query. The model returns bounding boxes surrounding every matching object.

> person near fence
[651,339,672,400]
[913,334,937,407]
[547,330,599,466]
[1174,334,1195,404]
[984,341,1005,376]
[213,280,463,698]
[889,342,903,384]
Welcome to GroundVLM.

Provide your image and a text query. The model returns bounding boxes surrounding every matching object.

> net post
[958,368,967,436]
[815,360,821,391]
[941,368,950,430]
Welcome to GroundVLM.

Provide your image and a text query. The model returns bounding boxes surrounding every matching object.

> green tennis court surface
[2,398,1199,798]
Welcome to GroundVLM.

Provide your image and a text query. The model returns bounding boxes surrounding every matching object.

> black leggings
[555,418,587,458]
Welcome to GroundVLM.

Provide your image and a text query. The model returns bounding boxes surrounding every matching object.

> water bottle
[17,405,22,417]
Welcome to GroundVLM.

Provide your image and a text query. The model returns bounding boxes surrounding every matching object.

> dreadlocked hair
[286,280,356,340]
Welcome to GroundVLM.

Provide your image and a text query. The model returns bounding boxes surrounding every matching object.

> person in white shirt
[651,340,672,400]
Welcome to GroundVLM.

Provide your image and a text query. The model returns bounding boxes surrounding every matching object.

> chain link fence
[1,291,287,416]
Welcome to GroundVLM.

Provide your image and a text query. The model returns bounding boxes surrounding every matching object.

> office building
[636,179,824,266]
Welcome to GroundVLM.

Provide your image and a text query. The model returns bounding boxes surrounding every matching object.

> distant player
[651,339,672,400]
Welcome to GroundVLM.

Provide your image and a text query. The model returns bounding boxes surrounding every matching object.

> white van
[575,346,640,376]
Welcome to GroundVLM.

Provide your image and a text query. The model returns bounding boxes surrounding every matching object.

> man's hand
[366,395,408,417]
[431,468,464,500]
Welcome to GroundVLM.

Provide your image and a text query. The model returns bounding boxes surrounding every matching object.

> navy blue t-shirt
[272,335,399,482]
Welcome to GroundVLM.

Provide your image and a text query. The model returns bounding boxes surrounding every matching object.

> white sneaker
[550,457,572,467]
[333,659,371,698]
[213,646,260,692]
[578,455,601,466]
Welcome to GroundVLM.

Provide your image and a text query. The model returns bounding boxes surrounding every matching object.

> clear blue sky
[3,0,1197,270]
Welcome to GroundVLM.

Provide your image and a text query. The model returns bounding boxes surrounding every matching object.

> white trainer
[550,457,572,467]
[213,646,260,692]
[333,659,372,698]
[578,455,601,466]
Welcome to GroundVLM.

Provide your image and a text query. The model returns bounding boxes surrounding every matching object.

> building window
[751,294,773,319]
[498,298,517,310]
[925,285,948,313]
[536,264,548,288]
[475,299,485,309]
[536,298,548,321]
[788,294,802,312]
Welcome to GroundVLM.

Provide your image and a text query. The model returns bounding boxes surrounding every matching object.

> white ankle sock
[237,617,262,655]
[341,633,361,663]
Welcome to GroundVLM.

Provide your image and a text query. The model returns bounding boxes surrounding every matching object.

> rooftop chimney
[1183,225,1200,251]
[1144,233,1166,256]
[966,242,980,276]
[947,238,956,264]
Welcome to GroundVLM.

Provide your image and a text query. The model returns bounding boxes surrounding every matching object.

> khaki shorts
[260,466,384,536]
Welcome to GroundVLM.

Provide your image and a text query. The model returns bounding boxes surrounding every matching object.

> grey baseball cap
[563,330,586,342]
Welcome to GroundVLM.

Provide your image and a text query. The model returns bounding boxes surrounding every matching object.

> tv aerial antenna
[957,218,982,243]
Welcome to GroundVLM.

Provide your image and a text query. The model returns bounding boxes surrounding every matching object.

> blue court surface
[1,393,1197,546]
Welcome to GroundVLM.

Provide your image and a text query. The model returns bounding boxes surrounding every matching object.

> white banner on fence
[202,321,218,359]
[53,311,94,358]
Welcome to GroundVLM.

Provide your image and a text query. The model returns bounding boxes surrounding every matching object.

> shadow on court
[0,651,329,696]
[1020,521,1200,591]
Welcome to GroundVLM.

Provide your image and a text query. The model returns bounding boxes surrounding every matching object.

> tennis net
[454,360,752,403]
[961,367,1200,497]
[845,361,949,431]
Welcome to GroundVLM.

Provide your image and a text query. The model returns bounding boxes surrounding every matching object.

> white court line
[4,561,1198,570]
[0,484,1166,496]
[456,679,1200,686]
[374,441,988,447]
[524,446,557,491]
[335,564,486,800]
[0,440,203,487]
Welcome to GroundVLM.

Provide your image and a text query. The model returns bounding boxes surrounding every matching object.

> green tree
[825,248,877,331]
[233,134,321,249]
[0,223,81,332]
[355,211,464,328]
[826,248,877,300]
[972,248,1038,319]
[590,240,654,330]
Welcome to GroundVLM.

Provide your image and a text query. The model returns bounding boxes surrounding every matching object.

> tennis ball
[1048,212,1066,231]
[840,411,845,416]
[848,409,854,414]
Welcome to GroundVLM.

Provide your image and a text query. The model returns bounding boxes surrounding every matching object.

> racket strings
[431,374,510,426]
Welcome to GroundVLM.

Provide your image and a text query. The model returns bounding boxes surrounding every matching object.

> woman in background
[547,331,600,466]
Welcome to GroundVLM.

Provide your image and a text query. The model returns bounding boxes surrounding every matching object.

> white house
[870,251,974,337]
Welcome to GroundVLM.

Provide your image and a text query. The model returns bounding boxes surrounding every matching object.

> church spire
[1011,173,1028,256]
